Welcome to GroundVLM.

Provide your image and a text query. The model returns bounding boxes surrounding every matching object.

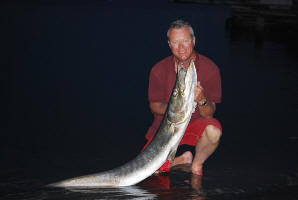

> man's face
[168,27,196,63]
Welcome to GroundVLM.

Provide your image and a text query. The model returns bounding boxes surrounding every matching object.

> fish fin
[167,120,175,135]
[167,145,178,163]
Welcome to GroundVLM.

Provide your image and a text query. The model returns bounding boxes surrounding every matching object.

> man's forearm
[149,102,168,115]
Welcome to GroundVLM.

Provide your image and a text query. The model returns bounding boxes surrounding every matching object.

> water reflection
[138,164,205,200]
[2,162,298,200]
[60,186,158,200]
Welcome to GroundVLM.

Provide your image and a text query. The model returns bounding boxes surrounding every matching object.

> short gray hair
[167,19,195,39]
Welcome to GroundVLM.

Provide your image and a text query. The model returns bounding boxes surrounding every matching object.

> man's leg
[191,125,222,175]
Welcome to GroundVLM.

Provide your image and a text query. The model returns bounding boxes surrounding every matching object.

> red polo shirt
[146,52,222,140]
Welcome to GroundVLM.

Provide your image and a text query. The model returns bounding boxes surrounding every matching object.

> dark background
[1,0,298,186]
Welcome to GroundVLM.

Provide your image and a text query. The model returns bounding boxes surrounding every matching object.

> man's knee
[204,125,222,144]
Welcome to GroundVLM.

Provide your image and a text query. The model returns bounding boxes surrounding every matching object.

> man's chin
[176,56,191,63]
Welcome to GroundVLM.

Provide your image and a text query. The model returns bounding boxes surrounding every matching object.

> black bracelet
[198,98,208,106]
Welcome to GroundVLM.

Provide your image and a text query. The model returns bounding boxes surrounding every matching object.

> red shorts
[142,118,222,150]
[179,117,222,146]
[141,118,222,172]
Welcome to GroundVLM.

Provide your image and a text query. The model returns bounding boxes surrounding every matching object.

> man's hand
[194,81,216,118]
[194,81,206,104]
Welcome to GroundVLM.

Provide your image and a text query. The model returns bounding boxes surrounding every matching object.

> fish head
[167,60,197,124]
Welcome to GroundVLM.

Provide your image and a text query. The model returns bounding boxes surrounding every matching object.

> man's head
[167,20,196,64]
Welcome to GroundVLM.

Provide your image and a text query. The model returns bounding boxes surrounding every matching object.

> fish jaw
[167,60,197,125]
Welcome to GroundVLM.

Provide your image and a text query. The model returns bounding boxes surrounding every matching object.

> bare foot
[172,151,193,167]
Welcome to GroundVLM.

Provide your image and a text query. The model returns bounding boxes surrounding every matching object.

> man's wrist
[198,98,208,106]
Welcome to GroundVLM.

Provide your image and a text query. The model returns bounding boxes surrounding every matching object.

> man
[143,20,222,176]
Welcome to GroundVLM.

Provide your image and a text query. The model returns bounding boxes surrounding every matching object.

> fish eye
[172,89,178,97]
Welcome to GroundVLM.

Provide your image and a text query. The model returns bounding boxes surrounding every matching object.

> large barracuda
[49,60,197,187]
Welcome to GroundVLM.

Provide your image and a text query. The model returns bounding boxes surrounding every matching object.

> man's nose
[177,42,185,49]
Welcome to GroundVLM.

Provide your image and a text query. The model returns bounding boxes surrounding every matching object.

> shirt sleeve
[204,67,222,103]
[148,68,167,103]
